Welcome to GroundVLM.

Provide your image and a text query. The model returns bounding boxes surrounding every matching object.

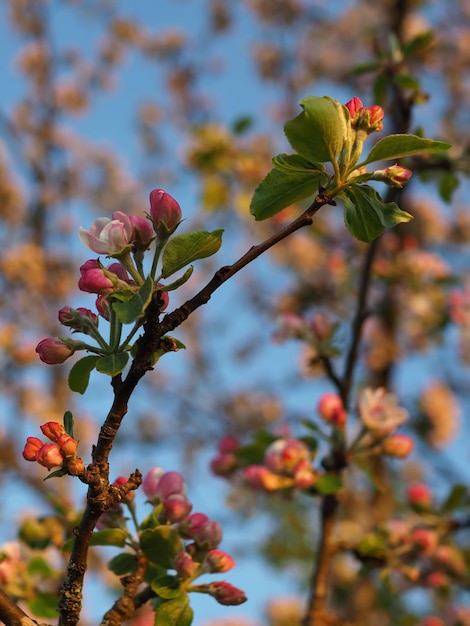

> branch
[0,588,43,626]
[100,554,147,626]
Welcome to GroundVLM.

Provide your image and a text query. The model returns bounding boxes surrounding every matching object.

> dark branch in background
[0,588,44,626]
[57,193,332,626]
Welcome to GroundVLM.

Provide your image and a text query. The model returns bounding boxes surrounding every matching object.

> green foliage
[95,352,130,377]
[340,184,412,242]
[441,484,468,514]
[151,574,182,599]
[153,595,193,626]
[68,355,99,394]
[361,134,451,166]
[161,229,224,279]
[140,526,183,569]
[27,593,59,619]
[108,553,138,576]
[314,474,342,495]
[112,275,154,323]
[63,410,75,438]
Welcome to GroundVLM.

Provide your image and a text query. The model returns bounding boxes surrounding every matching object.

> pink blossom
[67,457,85,476]
[35,337,75,364]
[58,306,98,333]
[78,260,132,295]
[244,465,294,491]
[311,311,334,341]
[191,519,223,550]
[264,438,310,476]
[218,435,240,454]
[56,433,78,457]
[358,387,408,435]
[411,528,438,555]
[154,471,186,501]
[344,97,384,133]
[142,467,164,501]
[0,543,22,585]
[149,189,182,235]
[79,211,134,255]
[372,165,413,188]
[293,460,317,489]
[129,214,154,250]
[210,452,238,477]
[179,512,209,539]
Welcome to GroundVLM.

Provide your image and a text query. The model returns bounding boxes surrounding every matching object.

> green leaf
[341,184,412,242]
[250,165,328,221]
[402,30,433,58]
[90,529,128,548]
[160,266,194,291]
[27,556,55,577]
[354,459,384,492]
[315,474,342,494]
[162,229,224,279]
[362,134,451,166]
[154,596,193,626]
[151,574,182,600]
[95,352,129,377]
[27,593,58,619]
[140,526,183,569]
[284,95,349,164]
[44,468,67,481]
[108,553,138,575]
[68,355,99,394]
[112,275,153,324]
[438,170,459,203]
[441,484,468,514]
[272,153,325,173]
[63,410,74,438]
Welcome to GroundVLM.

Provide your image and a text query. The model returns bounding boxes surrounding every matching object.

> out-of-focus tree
[1,1,470,625]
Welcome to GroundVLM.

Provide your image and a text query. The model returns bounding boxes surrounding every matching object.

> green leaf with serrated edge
[159,266,194,292]
[361,134,451,166]
[154,596,192,626]
[95,352,129,377]
[63,410,74,438]
[250,166,328,221]
[68,355,99,394]
[272,153,325,173]
[108,553,138,576]
[89,529,128,547]
[140,526,182,569]
[441,484,468,514]
[284,95,349,164]
[341,185,412,242]
[162,229,223,279]
[151,574,182,600]
[112,275,153,324]
[27,593,59,619]
[314,474,342,494]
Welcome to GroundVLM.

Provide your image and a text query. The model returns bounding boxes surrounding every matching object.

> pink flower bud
[35,443,64,469]
[129,214,154,250]
[179,513,209,539]
[407,483,433,509]
[317,393,346,427]
[344,96,363,119]
[273,313,307,342]
[293,460,317,489]
[79,211,134,256]
[155,284,169,312]
[426,571,450,588]
[344,97,384,133]
[162,494,193,523]
[174,551,197,580]
[382,434,414,458]
[58,306,98,334]
[192,519,223,550]
[56,433,78,457]
[411,528,438,555]
[210,453,238,477]
[40,422,66,442]
[218,435,240,454]
[207,581,247,606]
[142,467,164,502]
[359,388,408,435]
[204,549,235,573]
[22,436,44,461]
[35,338,75,364]
[264,439,310,476]
[95,296,110,320]
[372,165,413,188]
[149,188,182,236]
[155,471,186,501]
[78,260,114,295]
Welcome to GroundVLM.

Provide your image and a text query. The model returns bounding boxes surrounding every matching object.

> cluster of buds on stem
[141,468,245,606]
[22,422,84,475]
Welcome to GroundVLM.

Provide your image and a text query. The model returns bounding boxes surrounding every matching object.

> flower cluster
[22,422,84,475]
[34,189,182,367]
[345,96,384,134]
[141,469,246,606]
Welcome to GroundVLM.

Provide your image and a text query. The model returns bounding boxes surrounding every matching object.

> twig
[0,588,44,626]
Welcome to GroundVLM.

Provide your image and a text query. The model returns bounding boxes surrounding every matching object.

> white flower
[358,387,408,435]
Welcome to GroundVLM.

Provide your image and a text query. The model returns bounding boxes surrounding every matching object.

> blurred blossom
[264,438,310,476]
[358,388,408,435]
[265,595,303,626]
[420,382,459,447]
[382,434,414,458]
[406,483,433,509]
[0,542,22,585]
[317,392,346,427]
